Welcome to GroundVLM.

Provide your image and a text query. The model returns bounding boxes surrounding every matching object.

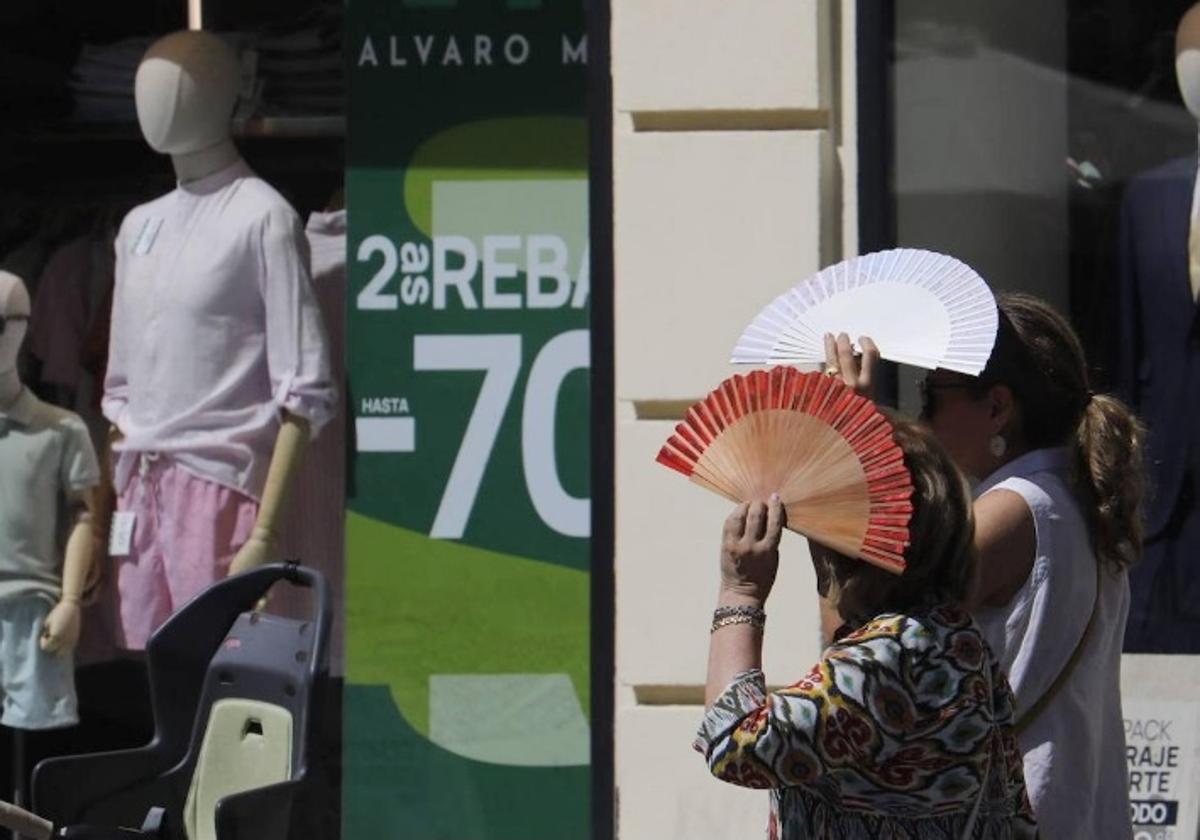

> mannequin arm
[0,800,51,840]
[95,429,117,555]
[228,412,310,576]
[41,489,97,655]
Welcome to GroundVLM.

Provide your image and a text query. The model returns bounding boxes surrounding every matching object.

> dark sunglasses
[917,376,976,418]
[0,314,29,336]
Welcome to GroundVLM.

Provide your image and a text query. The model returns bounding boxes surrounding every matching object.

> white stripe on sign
[429,673,590,767]
[356,417,416,452]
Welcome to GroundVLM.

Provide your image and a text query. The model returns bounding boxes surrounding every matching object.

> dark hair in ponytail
[979,292,1146,572]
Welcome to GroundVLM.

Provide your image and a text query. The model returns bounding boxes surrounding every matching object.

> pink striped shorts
[113,456,258,650]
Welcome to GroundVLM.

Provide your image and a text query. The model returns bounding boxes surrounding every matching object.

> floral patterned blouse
[696,605,1038,840]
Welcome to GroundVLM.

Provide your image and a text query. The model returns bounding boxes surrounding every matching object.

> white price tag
[132,217,163,256]
[109,511,136,557]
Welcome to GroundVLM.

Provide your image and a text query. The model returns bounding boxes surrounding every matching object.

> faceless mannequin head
[135,31,239,156]
[1177,4,1200,120]
[0,271,31,376]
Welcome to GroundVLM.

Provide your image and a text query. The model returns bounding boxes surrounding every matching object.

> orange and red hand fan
[656,367,914,574]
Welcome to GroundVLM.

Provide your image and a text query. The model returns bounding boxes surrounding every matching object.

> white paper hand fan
[656,367,914,573]
[731,248,998,375]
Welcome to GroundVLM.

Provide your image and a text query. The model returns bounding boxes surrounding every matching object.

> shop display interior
[1065,0,1200,388]
[0,1,345,837]
[891,0,1200,391]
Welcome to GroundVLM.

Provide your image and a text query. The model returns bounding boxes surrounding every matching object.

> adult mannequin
[0,269,99,729]
[103,31,334,648]
[1116,3,1200,652]
[0,274,27,409]
[1177,6,1200,119]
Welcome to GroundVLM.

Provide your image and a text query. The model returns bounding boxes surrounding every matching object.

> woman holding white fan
[825,290,1144,840]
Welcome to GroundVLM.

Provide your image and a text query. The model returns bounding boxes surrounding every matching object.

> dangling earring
[989,434,1007,459]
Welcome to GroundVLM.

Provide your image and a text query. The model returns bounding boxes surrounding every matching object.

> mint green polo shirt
[0,388,100,603]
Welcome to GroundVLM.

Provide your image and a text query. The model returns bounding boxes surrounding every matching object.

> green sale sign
[343,1,591,837]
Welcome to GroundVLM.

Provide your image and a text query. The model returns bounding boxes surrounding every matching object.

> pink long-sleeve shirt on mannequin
[102,159,335,499]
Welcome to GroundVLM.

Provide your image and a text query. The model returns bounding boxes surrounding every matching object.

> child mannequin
[0,269,99,730]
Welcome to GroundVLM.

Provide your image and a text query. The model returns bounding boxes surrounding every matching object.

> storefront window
[891,2,1197,392]
[881,5,1200,832]
[887,0,1200,628]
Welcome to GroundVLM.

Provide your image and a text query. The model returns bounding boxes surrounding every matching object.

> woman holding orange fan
[661,371,1037,838]
[825,292,1143,840]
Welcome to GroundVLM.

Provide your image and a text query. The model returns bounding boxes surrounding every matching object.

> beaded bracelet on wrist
[710,612,766,634]
[712,604,766,622]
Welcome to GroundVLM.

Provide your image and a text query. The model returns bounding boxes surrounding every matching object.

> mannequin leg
[1163,501,1200,652]
[112,461,176,650]
[12,729,24,840]
[0,599,78,730]
[1127,471,1200,652]
[1126,536,1168,652]
[0,598,77,840]
[157,464,257,612]
[1128,483,1200,652]
[114,459,258,648]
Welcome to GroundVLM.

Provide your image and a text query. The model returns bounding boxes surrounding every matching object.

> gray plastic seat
[32,562,331,840]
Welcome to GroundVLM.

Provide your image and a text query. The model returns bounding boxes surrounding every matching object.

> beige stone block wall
[612,2,855,837]
[616,420,821,689]
[616,706,770,840]
[613,0,829,112]
[614,130,834,402]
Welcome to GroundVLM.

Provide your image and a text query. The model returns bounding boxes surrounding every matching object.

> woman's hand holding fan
[823,332,881,399]
[719,497,787,603]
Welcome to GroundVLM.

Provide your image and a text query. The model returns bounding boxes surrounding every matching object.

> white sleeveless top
[973,448,1132,840]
